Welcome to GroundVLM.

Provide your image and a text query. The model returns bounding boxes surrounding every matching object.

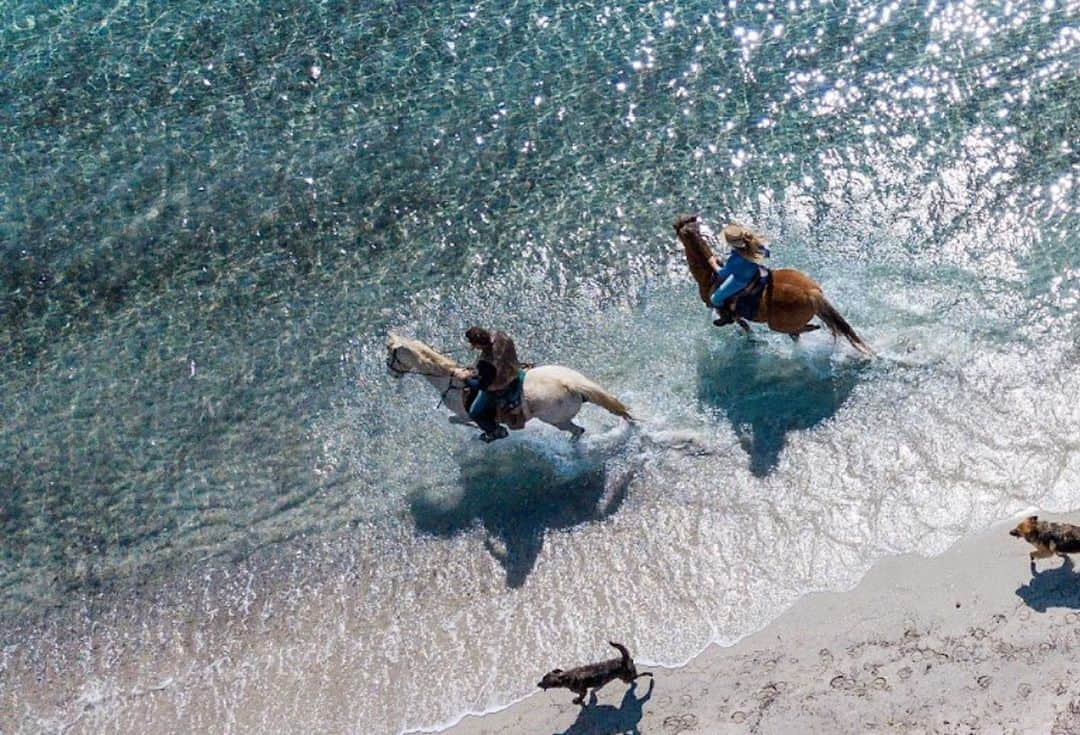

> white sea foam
[2,0,1077,733]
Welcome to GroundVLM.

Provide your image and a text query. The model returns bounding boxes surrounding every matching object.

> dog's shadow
[555,679,654,735]
[696,338,864,477]
[409,440,629,588]
[1015,556,1080,612]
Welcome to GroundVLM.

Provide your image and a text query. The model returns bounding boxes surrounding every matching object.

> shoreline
[440,511,1080,734]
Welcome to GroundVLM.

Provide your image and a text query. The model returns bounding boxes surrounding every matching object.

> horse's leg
[528,387,587,438]
[788,324,821,341]
[555,420,586,441]
[736,317,770,345]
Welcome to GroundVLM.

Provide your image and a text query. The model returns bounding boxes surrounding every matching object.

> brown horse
[674,214,874,357]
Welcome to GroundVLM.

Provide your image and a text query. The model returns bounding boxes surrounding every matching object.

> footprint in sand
[757,684,780,702]
[830,674,855,690]
[662,713,698,733]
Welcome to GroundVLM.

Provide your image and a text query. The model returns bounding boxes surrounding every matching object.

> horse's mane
[673,216,716,306]
[390,334,461,373]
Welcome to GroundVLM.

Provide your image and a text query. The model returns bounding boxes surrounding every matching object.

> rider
[708,223,770,326]
[460,326,523,443]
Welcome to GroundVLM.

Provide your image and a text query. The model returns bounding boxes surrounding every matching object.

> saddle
[730,266,772,320]
[463,369,529,430]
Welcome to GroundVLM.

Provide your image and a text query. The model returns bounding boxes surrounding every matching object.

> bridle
[387,345,467,409]
[386,346,411,377]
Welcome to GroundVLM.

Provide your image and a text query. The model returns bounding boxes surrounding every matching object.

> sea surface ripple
[1,0,1077,732]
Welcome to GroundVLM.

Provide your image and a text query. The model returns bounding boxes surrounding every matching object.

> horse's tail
[563,374,634,422]
[812,294,874,357]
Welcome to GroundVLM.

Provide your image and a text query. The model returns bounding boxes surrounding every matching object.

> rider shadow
[1015,557,1080,612]
[696,339,865,477]
[409,440,629,588]
[555,678,654,735]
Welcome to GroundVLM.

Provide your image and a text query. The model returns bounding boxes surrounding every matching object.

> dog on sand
[1010,515,1080,564]
[537,642,652,705]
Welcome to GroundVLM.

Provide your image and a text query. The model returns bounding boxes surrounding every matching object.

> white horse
[386,333,633,438]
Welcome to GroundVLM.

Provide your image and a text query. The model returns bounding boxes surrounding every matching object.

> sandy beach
[441,512,1080,734]
[3,2,1075,733]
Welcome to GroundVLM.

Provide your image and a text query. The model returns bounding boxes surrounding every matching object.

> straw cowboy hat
[722,223,768,263]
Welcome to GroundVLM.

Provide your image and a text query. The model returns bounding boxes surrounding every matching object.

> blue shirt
[716,249,762,284]
[710,249,765,307]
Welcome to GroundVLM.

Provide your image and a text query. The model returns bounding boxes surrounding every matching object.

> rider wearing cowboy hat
[460,326,523,442]
[707,223,770,326]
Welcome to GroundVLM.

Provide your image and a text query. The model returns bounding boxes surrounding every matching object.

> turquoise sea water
[2,0,1077,732]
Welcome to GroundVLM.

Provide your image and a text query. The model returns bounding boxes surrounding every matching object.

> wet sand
[441,512,1080,734]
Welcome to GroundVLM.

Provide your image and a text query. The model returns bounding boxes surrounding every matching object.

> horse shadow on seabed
[409,439,631,588]
[555,678,654,735]
[696,338,867,477]
[1015,557,1080,612]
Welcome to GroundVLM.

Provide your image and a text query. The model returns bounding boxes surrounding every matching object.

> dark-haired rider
[460,326,523,443]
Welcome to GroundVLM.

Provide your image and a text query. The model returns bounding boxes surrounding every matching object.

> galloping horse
[386,333,633,439]
[674,215,874,357]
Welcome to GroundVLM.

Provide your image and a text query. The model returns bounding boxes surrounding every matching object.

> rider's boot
[713,306,734,327]
[479,425,509,443]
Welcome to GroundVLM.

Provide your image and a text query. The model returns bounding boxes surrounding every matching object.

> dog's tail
[609,641,631,667]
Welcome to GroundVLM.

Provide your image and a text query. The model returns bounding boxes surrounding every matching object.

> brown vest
[478,331,522,391]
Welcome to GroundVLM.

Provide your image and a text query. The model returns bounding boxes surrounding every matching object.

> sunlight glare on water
[0,0,1077,732]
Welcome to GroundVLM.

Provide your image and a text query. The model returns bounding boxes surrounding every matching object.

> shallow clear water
[1,0,1077,732]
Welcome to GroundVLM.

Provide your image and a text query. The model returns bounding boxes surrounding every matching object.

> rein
[387,346,466,410]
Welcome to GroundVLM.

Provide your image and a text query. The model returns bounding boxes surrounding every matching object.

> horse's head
[385,333,459,379]
[386,333,417,379]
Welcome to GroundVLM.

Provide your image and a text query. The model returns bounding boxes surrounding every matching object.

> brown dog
[1010,515,1080,563]
[538,642,652,705]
